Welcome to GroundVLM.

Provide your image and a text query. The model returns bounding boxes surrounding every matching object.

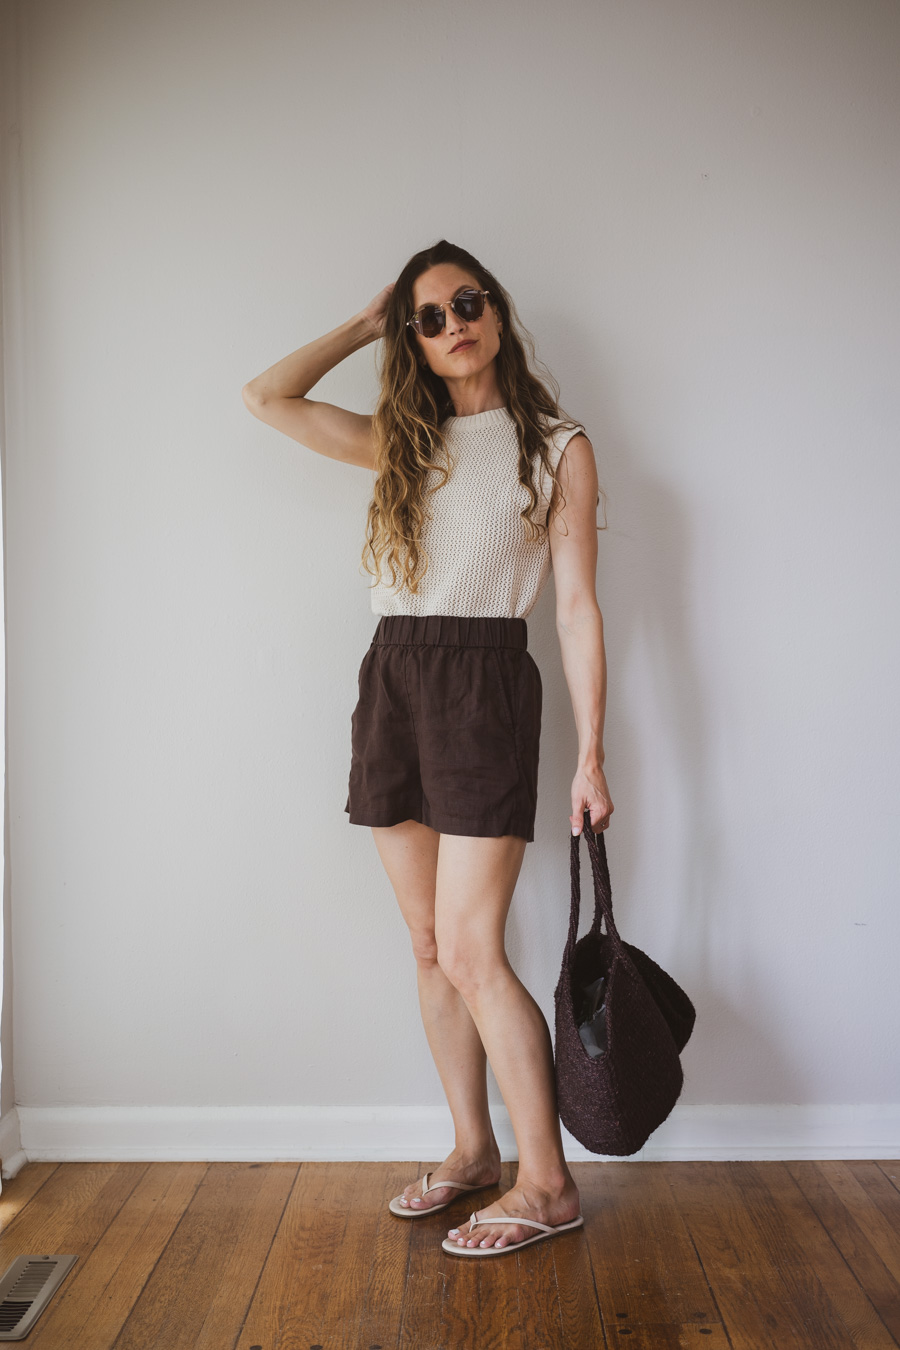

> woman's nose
[445,305,466,336]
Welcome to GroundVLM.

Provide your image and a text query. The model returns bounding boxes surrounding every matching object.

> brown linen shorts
[344,614,542,842]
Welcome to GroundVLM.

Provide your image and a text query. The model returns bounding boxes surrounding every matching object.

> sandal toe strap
[423,1175,480,1195]
[467,1211,554,1234]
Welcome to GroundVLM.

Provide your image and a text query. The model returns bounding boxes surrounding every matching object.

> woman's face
[410,263,503,382]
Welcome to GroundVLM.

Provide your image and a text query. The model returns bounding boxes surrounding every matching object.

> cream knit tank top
[368,407,586,619]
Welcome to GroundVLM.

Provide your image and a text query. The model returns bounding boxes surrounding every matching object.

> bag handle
[566,808,625,960]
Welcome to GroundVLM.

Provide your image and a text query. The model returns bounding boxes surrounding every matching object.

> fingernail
[572,827,580,835]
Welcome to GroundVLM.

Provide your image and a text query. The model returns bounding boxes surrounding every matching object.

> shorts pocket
[489,647,520,739]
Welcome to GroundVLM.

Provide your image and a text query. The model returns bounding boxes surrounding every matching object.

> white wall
[2,0,899,1165]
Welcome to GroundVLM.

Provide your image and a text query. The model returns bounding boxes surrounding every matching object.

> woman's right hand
[359,282,395,340]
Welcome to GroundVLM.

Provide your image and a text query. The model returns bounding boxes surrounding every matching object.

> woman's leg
[370,819,502,1208]
[433,832,581,1249]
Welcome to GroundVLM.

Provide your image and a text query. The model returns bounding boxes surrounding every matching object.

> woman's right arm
[242,283,394,470]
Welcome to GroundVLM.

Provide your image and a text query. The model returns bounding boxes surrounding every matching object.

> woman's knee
[436,936,509,994]
[408,926,440,968]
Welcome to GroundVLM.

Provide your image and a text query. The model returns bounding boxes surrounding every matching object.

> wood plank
[0,1163,60,1229]
[771,1161,895,1350]
[351,1161,420,1349]
[580,1160,726,1341]
[668,1160,887,1349]
[108,1162,296,1350]
[27,1162,206,1350]
[739,1161,896,1349]
[236,1160,370,1349]
[191,1163,298,1350]
[556,1163,608,1349]
[0,1162,150,1277]
[785,1162,900,1345]
[669,1160,809,1350]
[877,1162,900,1198]
[1,1157,895,1349]
[313,1161,397,1349]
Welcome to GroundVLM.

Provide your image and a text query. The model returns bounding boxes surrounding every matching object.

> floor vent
[0,1255,78,1340]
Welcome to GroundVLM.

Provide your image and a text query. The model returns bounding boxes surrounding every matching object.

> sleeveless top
[368,406,587,619]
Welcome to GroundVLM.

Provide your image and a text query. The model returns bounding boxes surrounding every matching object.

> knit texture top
[368,407,587,619]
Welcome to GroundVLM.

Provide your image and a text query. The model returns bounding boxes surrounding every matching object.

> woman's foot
[446,1176,581,1248]
[398,1146,502,1211]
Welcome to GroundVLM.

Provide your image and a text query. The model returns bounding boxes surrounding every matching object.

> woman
[242,239,613,1256]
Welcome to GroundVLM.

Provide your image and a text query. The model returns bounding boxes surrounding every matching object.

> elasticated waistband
[371,614,528,650]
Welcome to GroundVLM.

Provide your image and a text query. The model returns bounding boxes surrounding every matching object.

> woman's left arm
[547,433,614,836]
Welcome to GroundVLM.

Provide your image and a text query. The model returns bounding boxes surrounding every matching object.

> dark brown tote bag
[553,810,697,1156]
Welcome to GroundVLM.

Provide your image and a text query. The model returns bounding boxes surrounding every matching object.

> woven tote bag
[553,810,696,1156]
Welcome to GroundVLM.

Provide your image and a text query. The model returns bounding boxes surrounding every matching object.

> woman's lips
[451,341,475,352]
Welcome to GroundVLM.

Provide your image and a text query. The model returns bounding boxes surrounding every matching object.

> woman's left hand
[570,764,613,835]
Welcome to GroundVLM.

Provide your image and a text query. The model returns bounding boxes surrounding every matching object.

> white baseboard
[5,1102,899,1166]
[0,1106,25,1179]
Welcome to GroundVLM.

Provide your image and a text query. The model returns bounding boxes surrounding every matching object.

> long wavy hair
[361,239,607,596]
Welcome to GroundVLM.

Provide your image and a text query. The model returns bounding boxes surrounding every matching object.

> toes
[446,1216,526,1247]
[473,1226,522,1247]
[447,1218,506,1247]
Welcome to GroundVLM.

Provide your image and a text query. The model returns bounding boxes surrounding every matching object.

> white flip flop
[442,1210,585,1254]
[388,1171,497,1218]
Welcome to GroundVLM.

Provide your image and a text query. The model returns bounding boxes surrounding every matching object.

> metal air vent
[0,1255,78,1340]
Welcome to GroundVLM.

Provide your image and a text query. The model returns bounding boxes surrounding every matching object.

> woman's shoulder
[541,415,588,466]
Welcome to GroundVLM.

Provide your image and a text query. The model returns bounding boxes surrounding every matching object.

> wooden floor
[0,1158,898,1348]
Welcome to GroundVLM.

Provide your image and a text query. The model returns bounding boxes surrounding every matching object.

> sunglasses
[407,288,491,339]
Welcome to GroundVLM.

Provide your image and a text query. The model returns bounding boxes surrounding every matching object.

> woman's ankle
[450,1140,501,1167]
[514,1166,577,1196]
